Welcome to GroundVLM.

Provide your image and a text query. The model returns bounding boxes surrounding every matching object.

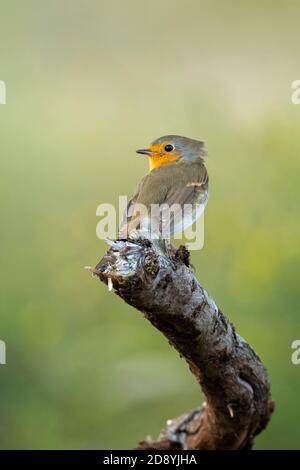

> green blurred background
[0,0,300,449]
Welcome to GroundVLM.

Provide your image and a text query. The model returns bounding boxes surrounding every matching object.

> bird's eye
[164,144,174,152]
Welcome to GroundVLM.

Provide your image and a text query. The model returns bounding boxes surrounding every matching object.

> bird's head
[136,135,207,171]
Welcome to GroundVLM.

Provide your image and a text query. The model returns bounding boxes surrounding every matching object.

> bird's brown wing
[119,160,208,238]
[159,161,209,236]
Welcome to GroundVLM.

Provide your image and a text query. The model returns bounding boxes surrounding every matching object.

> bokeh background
[0,0,300,450]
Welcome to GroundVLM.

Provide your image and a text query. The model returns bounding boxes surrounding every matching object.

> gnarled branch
[87,239,274,450]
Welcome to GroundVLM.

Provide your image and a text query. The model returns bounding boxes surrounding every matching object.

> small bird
[119,135,209,241]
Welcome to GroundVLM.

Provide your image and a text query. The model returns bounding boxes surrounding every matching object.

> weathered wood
[87,238,274,450]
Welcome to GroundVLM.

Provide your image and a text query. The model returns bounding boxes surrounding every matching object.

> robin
[119,135,209,241]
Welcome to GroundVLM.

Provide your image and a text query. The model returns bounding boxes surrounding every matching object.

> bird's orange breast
[149,153,180,170]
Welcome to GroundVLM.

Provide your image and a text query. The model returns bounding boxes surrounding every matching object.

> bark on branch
[87,239,274,450]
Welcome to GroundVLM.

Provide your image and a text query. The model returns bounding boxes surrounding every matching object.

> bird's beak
[136,148,154,156]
